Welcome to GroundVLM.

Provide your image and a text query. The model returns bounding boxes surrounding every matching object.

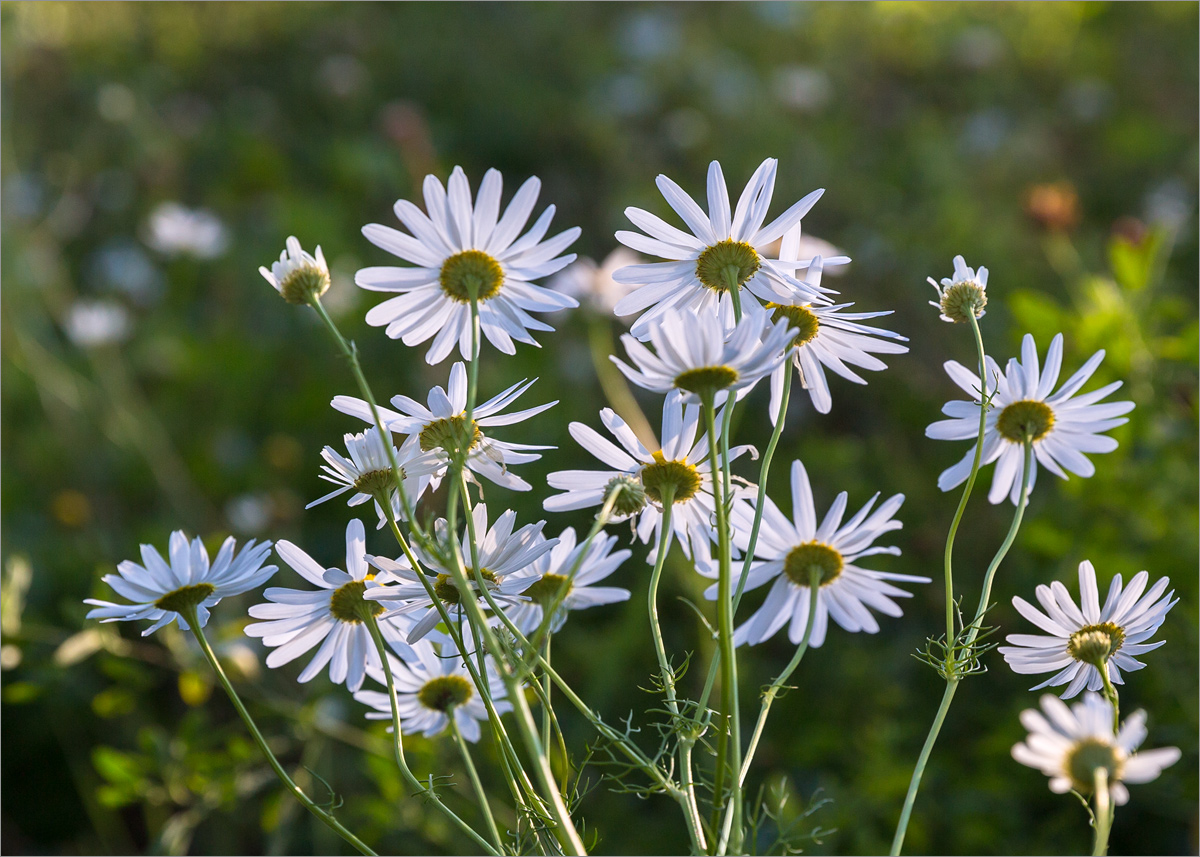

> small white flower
[928,254,988,323]
[503,528,633,635]
[547,247,642,315]
[332,362,555,492]
[612,158,846,338]
[545,390,753,562]
[244,520,407,693]
[357,166,580,363]
[612,308,794,405]
[1000,560,1177,698]
[64,299,132,348]
[364,504,557,643]
[259,236,331,305]
[706,459,927,647]
[86,532,276,635]
[927,332,1134,505]
[306,427,443,527]
[145,202,229,260]
[1012,692,1180,805]
[354,636,508,743]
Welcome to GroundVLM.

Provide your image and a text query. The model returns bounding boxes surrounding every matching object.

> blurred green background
[2,2,1196,854]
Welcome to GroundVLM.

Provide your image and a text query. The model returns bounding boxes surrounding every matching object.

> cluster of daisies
[87,158,1178,829]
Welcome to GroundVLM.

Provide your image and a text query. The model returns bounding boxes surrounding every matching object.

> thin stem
[542,637,553,763]
[184,609,376,856]
[450,718,505,854]
[1099,665,1121,732]
[1092,768,1113,857]
[888,681,960,857]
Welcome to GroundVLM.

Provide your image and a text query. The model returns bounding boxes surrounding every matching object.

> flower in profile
[357,166,580,363]
[259,236,331,305]
[927,333,1134,505]
[332,362,555,492]
[545,391,753,562]
[244,520,406,693]
[613,158,845,338]
[503,528,633,635]
[927,255,987,324]
[705,459,927,646]
[547,247,642,315]
[364,504,557,642]
[612,309,794,405]
[354,636,508,742]
[86,532,276,635]
[1000,560,1176,698]
[764,247,908,419]
[307,427,443,527]
[1012,692,1180,805]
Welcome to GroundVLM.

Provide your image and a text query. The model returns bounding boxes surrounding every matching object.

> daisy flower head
[765,246,909,420]
[927,332,1135,505]
[356,167,580,363]
[86,532,276,635]
[332,362,555,492]
[544,390,752,562]
[1012,692,1180,804]
[364,504,558,643]
[706,459,928,647]
[306,427,444,527]
[612,308,794,405]
[1000,560,1177,699]
[244,519,407,693]
[503,528,633,635]
[613,158,847,339]
[259,236,331,306]
[928,254,987,324]
[355,636,509,743]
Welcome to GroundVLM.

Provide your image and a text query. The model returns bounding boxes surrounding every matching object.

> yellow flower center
[996,400,1056,443]
[696,240,761,292]
[767,303,820,347]
[329,580,384,624]
[418,415,482,456]
[417,674,474,712]
[439,249,504,303]
[783,541,844,587]
[640,451,702,504]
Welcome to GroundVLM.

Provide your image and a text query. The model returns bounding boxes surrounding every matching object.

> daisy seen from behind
[259,235,331,306]
[1000,560,1177,698]
[926,332,1134,505]
[928,254,988,324]
[357,166,580,363]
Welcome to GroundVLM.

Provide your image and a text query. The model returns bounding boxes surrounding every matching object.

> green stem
[450,718,505,854]
[888,680,960,856]
[1092,768,1113,856]
[1099,665,1121,732]
[183,609,376,856]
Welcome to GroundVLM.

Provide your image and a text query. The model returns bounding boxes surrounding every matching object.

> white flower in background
[64,299,132,348]
[1000,560,1177,698]
[144,202,229,259]
[244,520,407,693]
[705,459,927,647]
[764,236,908,419]
[928,254,988,324]
[545,390,753,562]
[364,504,557,642]
[306,427,443,527]
[333,362,555,492]
[356,166,580,363]
[612,158,847,338]
[354,636,508,743]
[85,532,276,635]
[927,333,1134,505]
[547,247,642,315]
[503,529,633,635]
[1012,692,1180,805]
[612,309,794,405]
[258,235,331,305]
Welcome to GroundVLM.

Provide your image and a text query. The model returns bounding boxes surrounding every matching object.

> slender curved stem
[1099,666,1121,732]
[888,680,959,856]
[1092,768,1113,857]
[184,609,376,856]
[450,718,505,854]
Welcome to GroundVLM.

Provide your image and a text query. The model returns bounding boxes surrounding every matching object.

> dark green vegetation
[2,3,1196,854]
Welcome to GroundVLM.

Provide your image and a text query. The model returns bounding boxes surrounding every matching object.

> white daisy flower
[332,361,555,493]
[354,636,509,743]
[502,528,633,635]
[258,236,331,305]
[356,166,580,363]
[706,459,928,647]
[1000,560,1177,699]
[612,158,847,338]
[306,427,444,527]
[86,532,277,635]
[927,254,987,324]
[244,520,407,693]
[927,333,1135,505]
[547,247,642,315]
[1012,692,1180,805]
[544,390,753,562]
[765,245,909,419]
[612,308,794,405]
[364,504,558,643]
